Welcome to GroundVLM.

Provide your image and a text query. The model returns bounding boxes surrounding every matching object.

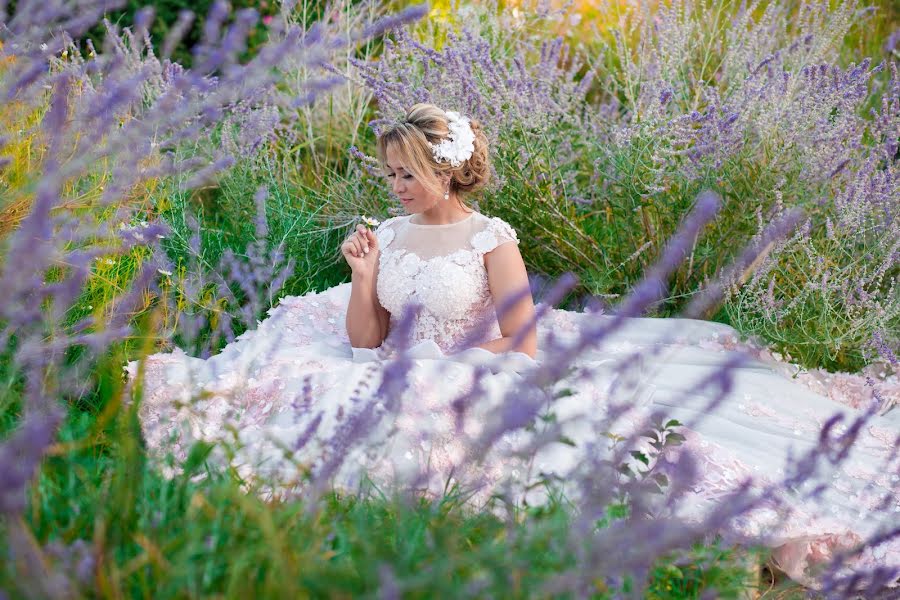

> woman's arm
[342,225,391,348]
[345,271,390,348]
[477,242,538,358]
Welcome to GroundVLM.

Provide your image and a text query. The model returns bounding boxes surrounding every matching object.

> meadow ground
[1,0,898,597]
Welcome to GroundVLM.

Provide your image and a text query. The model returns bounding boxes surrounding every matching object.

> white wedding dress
[129,211,900,586]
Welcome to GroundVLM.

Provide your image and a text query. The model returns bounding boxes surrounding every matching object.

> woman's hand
[341,224,379,277]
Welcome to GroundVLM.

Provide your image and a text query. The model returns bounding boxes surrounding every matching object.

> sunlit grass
[0,1,896,596]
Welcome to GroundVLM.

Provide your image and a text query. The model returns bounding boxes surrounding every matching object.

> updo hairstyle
[375,103,491,200]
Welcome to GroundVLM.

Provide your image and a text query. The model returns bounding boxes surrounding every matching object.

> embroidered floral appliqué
[374,215,519,353]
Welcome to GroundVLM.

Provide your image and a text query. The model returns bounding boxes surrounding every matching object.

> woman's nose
[392,177,404,194]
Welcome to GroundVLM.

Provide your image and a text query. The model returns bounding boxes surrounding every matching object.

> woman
[131,104,899,587]
[342,104,537,359]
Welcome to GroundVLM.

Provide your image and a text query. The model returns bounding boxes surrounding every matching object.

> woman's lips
[400,197,414,204]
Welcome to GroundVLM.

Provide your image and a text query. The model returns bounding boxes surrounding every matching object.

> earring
[443,187,450,200]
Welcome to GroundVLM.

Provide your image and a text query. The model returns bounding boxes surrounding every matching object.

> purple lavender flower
[0,410,62,515]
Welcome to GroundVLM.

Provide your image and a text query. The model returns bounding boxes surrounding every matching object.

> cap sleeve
[470,216,519,255]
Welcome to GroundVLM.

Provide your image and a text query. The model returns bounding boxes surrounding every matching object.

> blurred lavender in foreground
[0,0,425,594]
[1,0,897,597]
[0,409,62,515]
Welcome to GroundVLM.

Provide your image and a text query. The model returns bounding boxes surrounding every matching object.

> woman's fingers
[343,225,377,260]
[355,225,370,254]
[356,232,369,254]
[343,236,361,257]
[365,228,378,250]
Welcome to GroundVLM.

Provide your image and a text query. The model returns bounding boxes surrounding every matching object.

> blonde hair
[375,103,491,200]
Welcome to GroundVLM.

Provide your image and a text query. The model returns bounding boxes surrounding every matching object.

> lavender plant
[1,0,898,598]
[335,0,899,373]
[150,185,299,357]
[135,189,897,596]
[0,0,426,595]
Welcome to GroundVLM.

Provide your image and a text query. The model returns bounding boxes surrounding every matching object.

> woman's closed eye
[387,173,413,180]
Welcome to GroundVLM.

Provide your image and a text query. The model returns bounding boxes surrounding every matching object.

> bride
[343,104,536,358]
[131,103,899,588]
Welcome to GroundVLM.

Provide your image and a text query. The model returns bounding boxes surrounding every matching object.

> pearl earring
[443,190,450,200]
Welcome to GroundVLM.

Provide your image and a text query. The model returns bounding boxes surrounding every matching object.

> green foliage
[84,0,281,68]
[1,1,895,597]
[0,357,760,597]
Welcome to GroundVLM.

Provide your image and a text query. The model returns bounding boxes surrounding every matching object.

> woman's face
[385,144,443,214]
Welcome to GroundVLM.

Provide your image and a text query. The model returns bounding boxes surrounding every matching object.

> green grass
[1,367,763,598]
[2,0,897,596]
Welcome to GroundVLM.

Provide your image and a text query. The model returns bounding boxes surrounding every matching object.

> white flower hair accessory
[428,110,475,167]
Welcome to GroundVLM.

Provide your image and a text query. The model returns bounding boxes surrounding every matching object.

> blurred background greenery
[1,1,898,597]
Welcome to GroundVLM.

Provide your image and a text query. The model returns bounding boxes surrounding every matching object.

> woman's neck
[411,194,472,225]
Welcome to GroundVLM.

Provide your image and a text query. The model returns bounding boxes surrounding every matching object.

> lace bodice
[374,212,519,353]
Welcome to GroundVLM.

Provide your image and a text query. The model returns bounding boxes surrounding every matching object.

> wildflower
[158,269,172,277]
[362,215,380,227]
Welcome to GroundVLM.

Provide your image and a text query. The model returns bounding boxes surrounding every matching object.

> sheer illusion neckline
[405,212,476,228]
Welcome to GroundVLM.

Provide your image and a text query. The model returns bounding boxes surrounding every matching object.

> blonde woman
[341,103,537,358]
[131,103,900,589]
